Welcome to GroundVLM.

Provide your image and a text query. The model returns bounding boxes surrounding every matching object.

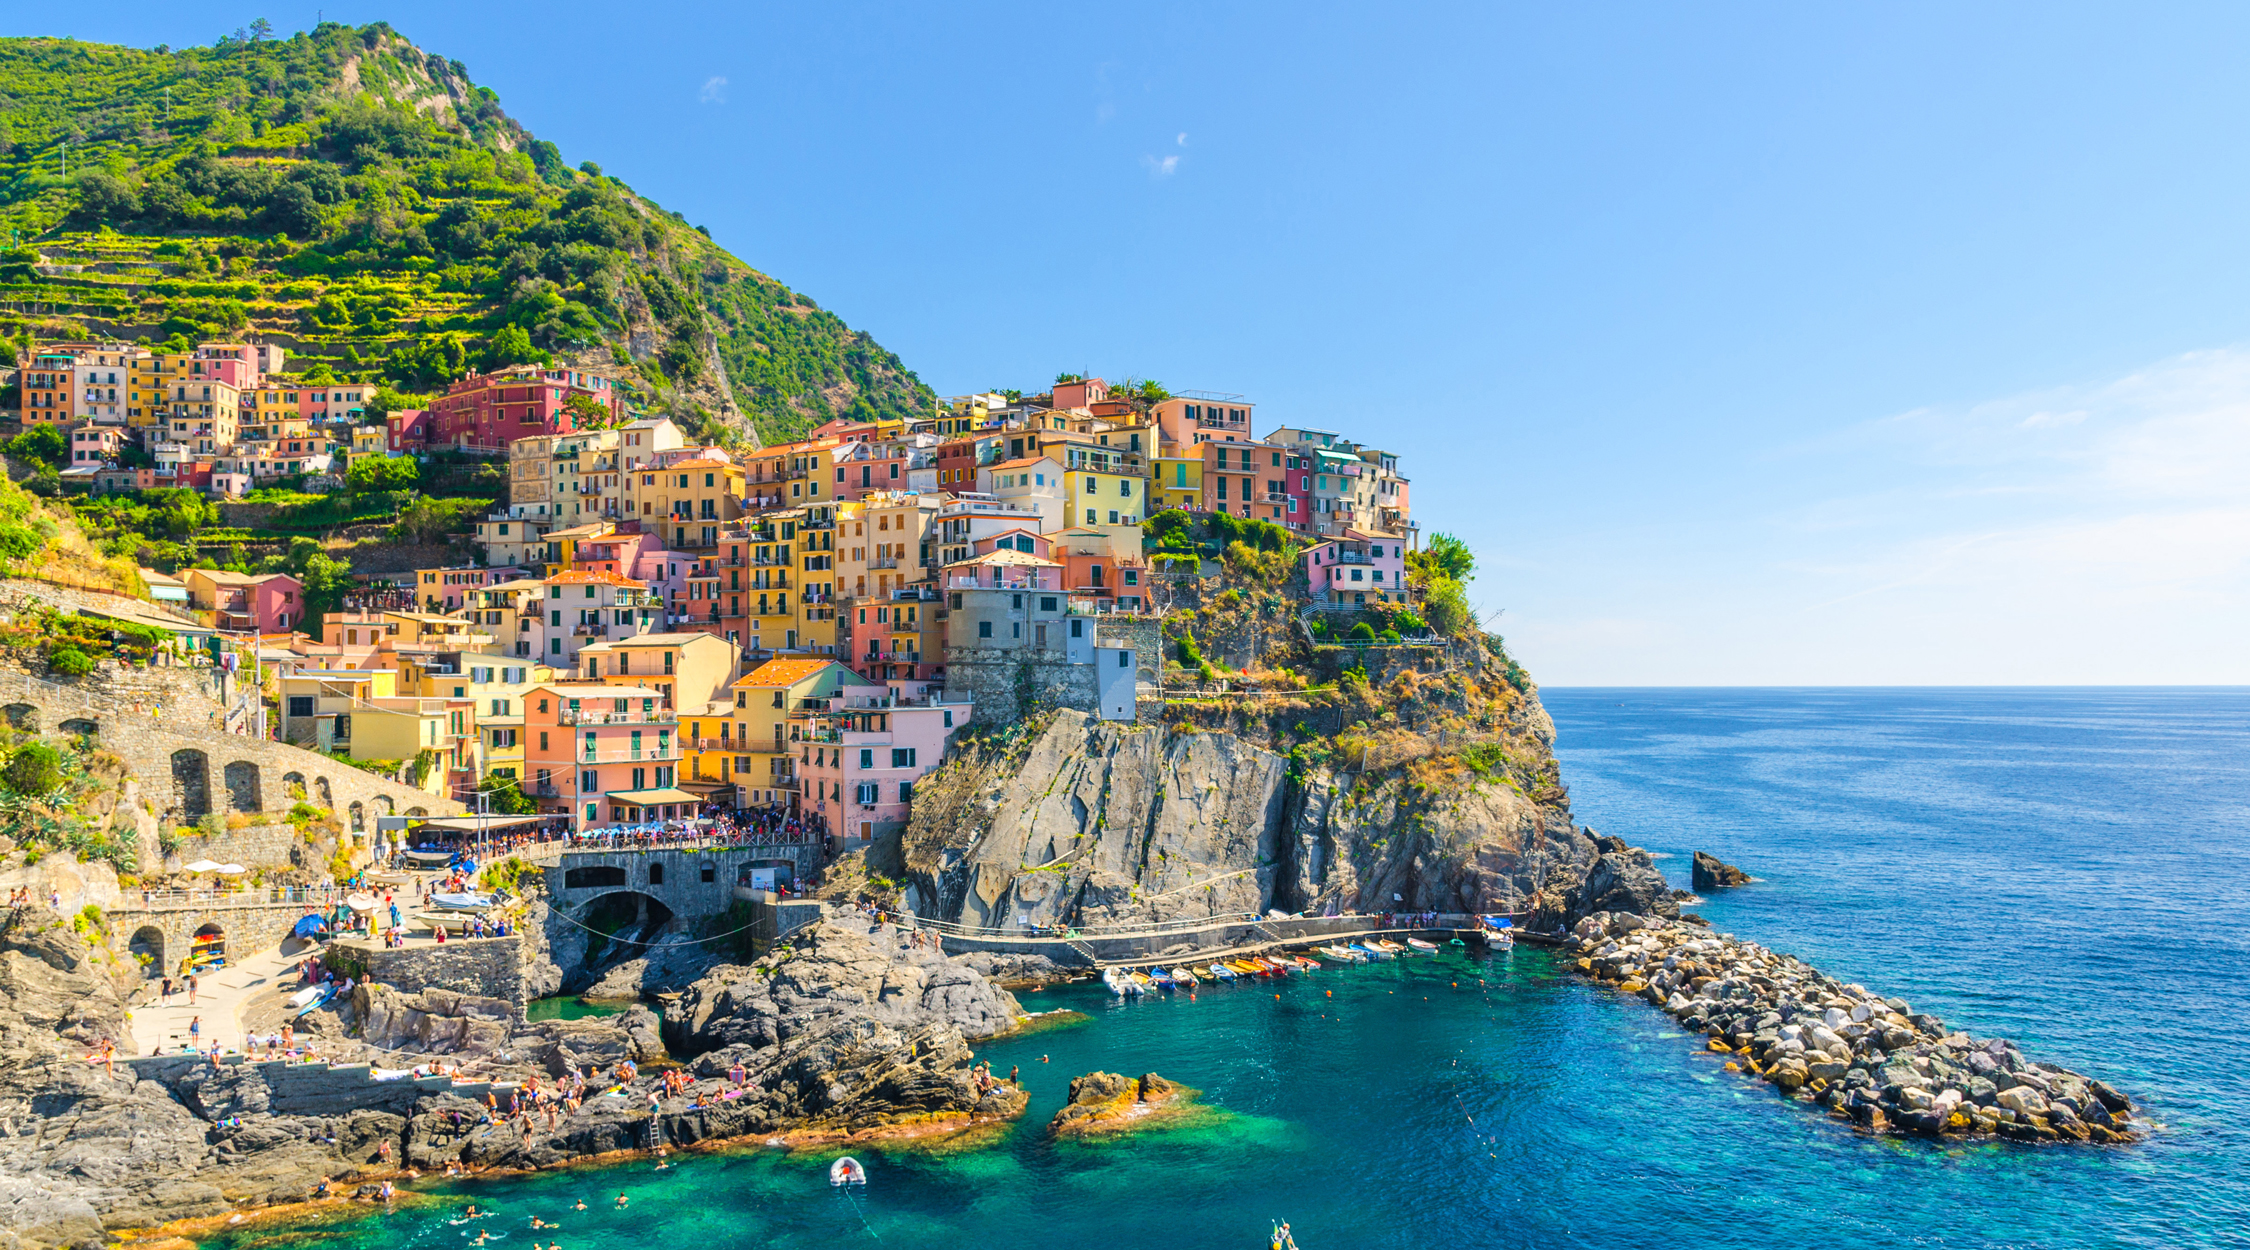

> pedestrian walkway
[129,937,315,1055]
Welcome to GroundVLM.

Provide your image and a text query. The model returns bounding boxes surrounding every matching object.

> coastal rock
[1573,844,1680,919]
[1048,1070,1199,1137]
[1690,852,1752,891]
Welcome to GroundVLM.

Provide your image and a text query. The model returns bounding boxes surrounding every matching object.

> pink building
[68,423,123,466]
[1152,393,1256,449]
[971,527,1052,559]
[387,408,430,453]
[796,698,962,846]
[184,570,307,633]
[428,367,623,452]
[523,684,686,829]
[1199,436,1287,523]
[1302,530,1410,606]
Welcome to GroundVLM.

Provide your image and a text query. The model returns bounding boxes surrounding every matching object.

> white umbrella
[182,859,222,873]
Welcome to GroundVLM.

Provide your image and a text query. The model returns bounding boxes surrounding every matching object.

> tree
[562,391,612,430]
[74,170,140,222]
[1409,532,1474,585]
[484,323,548,369]
[5,426,66,469]
[296,552,354,640]
[249,17,273,40]
[346,455,420,493]
[475,775,539,815]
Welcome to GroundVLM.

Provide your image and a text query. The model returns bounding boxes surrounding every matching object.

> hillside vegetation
[0,21,930,443]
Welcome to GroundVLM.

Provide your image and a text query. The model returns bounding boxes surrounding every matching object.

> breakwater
[1568,910,2140,1143]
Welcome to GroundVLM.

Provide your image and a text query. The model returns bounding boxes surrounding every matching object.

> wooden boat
[1370,939,1408,955]
[1258,956,1294,973]
[1170,967,1200,988]
[1145,967,1173,989]
[429,891,497,912]
[1292,954,1323,969]
[1350,943,1393,960]
[1317,945,1362,962]
[1208,963,1238,981]
[830,1156,866,1186]
[1231,959,1270,976]
[1406,937,1440,953]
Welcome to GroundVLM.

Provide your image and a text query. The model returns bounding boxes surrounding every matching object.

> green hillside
[0,21,930,444]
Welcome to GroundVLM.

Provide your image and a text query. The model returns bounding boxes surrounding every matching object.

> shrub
[3,743,63,795]
[47,647,95,677]
[1347,621,1377,644]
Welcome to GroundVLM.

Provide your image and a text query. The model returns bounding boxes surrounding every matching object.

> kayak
[830,1156,866,1186]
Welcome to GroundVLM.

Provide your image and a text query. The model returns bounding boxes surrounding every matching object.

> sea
[198,688,2250,1250]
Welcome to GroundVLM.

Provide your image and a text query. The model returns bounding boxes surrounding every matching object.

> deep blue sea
[202,689,2250,1250]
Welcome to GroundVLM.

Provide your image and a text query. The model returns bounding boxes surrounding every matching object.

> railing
[117,884,358,912]
[559,708,677,725]
[947,574,1055,590]
[571,625,609,637]
[576,746,679,763]
[871,557,901,569]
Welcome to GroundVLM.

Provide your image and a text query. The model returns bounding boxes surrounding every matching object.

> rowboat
[1370,939,1408,955]
[1232,959,1270,976]
[1351,943,1393,960]
[1145,968,1173,989]
[1170,967,1200,988]
[429,892,497,912]
[1208,962,1238,981]
[1406,937,1440,953]
[830,1156,866,1186]
[1262,956,1296,973]
[1318,945,1363,962]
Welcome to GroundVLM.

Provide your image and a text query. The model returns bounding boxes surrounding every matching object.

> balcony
[948,573,1055,590]
[571,624,610,637]
[1264,491,1290,503]
[560,707,677,725]
[576,746,681,763]
[530,783,562,798]
[871,557,901,569]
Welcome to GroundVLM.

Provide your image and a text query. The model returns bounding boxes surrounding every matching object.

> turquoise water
[524,997,636,1023]
[199,689,2248,1249]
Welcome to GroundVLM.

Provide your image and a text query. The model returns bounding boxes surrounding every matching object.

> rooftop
[735,657,838,688]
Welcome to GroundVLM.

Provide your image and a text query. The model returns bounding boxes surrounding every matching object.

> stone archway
[349,801,365,833]
[315,777,334,810]
[563,864,627,890]
[282,771,306,800]
[127,926,165,979]
[59,717,97,738]
[375,795,394,819]
[3,703,36,731]
[223,761,262,814]
[407,806,428,817]
[171,749,210,819]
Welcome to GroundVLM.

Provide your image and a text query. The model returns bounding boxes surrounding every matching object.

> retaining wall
[124,1051,518,1116]
[106,902,314,981]
[327,935,542,1013]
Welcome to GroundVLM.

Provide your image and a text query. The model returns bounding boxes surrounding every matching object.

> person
[188,1016,201,1047]
[187,974,198,1005]
[615,1192,629,1208]
[160,976,173,1003]
[574,1199,587,1211]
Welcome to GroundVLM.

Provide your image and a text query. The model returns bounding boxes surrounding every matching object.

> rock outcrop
[1691,851,1752,891]
[1048,1070,1200,1137]
[898,706,1603,930]
[1568,911,2139,1145]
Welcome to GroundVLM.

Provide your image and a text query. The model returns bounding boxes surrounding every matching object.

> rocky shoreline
[1567,910,2141,1144]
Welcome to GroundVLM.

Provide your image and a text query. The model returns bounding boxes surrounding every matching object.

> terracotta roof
[580,632,726,649]
[987,456,1058,471]
[734,658,838,688]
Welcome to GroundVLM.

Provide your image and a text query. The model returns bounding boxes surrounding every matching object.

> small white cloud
[698,76,727,105]
[1141,154,1179,178]
[1176,132,1187,146]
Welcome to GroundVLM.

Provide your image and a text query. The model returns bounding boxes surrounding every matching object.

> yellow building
[795,503,841,655]
[834,491,937,601]
[573,631,739,709]
[277,668,398,750]
[393,656,556,782]
[633,457,747,550]
[740,438,841,511]
[725,657,883,807]
[1152,453,1203,513]
[1041,436,1147,528]
[351,697,478,793]
[539,522,616,577]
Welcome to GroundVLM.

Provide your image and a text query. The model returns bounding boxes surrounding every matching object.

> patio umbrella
[291,914,328,938]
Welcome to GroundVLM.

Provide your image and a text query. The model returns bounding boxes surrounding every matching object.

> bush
[47,646,95,677]
[3,743,63,795]
[1347,621,1377,644]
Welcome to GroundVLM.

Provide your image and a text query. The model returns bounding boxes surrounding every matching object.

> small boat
[1229,959,1268,976]
[1485,929,1515,950]
[1170,967,1200,988]
[1370,939,1408,955]
[1102,967,1142,997]
[1207,963,1238,981]
[1351,943,1393,960]
[830,1156,866,1186]
[429,892,497,912]
[1293,955,1323,969]
[1406,938,1440,953]
[1145,968,1173,989]
[1318,945,1363,962]
[1259,956,1294,974]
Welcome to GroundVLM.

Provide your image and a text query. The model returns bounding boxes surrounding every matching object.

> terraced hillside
[0,22,931,444]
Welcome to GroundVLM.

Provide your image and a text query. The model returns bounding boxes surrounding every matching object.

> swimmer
[466,1204,481,1219]
[574,1200,587,1211]
[653,1160,670,1171]
[615,1192,628,1208]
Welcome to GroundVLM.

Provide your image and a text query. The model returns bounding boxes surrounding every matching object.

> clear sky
[25,3,2250,684]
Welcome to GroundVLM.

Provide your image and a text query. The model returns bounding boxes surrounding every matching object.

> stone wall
[327,936,541,1015]
[0,668,461,833]
[104,901,310,982]
[942,651,1098,725]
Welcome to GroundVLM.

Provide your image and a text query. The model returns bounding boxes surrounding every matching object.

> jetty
[908,911,1543,969]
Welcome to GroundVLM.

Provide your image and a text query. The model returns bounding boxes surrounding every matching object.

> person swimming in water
[574,1199,587,1211]
[615,1192,629,1207]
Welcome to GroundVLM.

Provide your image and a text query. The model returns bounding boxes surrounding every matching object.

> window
[581,769,598,790]
[978,620,993,638]
[899,780,915,803]
[859,748,875,769]
[1119,479,1132,496]
[855,781,879,804]
[287,696,314,717]
[701,862,716,883]
[648,863,664,885]
[891,747,917,768]
[1085,508,1097,524]
[1040,596,1058,612]
[1119,649,1133,667]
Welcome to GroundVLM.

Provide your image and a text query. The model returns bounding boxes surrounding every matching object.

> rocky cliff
[894,667,1677,932]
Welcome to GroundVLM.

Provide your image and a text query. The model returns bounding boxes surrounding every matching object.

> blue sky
[23,3,2250,683]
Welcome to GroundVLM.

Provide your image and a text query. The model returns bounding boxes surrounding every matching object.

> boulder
[1690,852,1752,891]
[1048,1071,1198,1137]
